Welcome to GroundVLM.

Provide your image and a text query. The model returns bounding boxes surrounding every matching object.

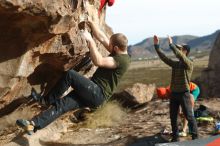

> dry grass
[85,101,127,128]
[116,57,209,92]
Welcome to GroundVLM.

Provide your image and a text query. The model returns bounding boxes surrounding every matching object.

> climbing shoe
[70,107,91,123]
[179,131,187,137]
[16,119,34,135]
[30,88,47,106]
[30,88,41,101]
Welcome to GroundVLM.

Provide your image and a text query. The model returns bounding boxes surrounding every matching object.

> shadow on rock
[0,97,30,118]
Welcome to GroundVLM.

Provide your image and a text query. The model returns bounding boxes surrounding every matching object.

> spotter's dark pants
[170,91,198,140]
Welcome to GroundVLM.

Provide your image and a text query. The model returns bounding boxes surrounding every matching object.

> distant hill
[187,30,220,51]
[128,30,220,59]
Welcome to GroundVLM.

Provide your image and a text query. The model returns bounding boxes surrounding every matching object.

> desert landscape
[0,0,220,146]
[1,52,220,146]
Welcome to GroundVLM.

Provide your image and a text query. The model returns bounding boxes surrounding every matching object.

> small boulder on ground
[112,83,155,108]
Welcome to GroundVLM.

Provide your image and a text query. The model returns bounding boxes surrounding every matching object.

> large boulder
[197,32,220,98]
[0,0,112,108]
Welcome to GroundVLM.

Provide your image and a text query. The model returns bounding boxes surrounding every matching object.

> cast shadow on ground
[38,133,168,146]
[12,132,30,146]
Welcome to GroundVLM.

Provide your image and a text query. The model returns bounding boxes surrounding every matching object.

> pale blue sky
[106,0,220,45]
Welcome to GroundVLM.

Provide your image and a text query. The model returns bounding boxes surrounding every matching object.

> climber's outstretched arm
[81,30,117,69]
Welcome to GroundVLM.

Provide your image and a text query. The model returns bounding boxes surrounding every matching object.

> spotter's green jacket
[154,44,193,93]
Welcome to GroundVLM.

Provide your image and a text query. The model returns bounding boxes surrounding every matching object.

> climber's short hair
[110,33,128,51]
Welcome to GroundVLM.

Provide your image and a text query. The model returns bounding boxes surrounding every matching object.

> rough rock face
[0,0,112,108]
[197,33,220,98]
[113,83,155,108]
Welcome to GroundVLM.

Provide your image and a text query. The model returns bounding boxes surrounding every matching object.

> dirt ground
[0,56,217,146]
[0,97,219,146]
